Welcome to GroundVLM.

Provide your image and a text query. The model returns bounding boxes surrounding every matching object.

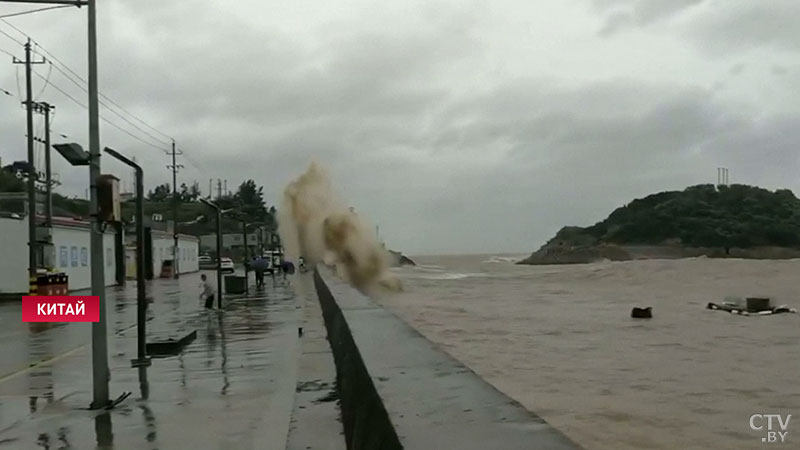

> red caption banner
[22,296,100,322]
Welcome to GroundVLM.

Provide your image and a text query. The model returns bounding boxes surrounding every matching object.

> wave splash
[277,162,402,294]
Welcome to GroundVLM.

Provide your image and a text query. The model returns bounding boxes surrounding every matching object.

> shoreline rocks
[517,244,800,265]
[387,250,416,267]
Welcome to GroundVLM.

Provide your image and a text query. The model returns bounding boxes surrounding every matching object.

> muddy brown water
[376,255,799,450]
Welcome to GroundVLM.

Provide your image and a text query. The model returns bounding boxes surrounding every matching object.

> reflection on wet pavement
[0,272,299,449]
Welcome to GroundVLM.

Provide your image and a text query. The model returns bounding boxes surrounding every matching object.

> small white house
[0,215,116,294]
[0,215,200,294]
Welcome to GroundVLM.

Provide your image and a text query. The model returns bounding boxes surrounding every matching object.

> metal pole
[242,220,248,295]
[171,140,179,279]
[24,39,36,280]
[104,148,149,367]
[134,165,147,365]
[43,103,52,227]
[258,227,263,257]
[88,0,110,410]
[0,0,85,4]
[216,208,222,308]
[201,198,223,307]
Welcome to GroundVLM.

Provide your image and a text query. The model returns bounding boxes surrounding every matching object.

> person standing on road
[200,274,216,309]
[252,256,268,288]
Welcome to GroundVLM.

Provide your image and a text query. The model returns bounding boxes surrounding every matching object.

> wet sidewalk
[0,272,309,449]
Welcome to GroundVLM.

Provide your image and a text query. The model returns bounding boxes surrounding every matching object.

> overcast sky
[1,0,798,255]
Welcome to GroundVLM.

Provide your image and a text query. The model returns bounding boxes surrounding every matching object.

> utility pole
[35,102,54,226]
[86,0,111,410]
[32,102,54,226]
[224,179,227,197]
[2,0,111,407]
[208,178,212,198]
[217,179,222,200]
[13,39,46,280]
[168,140,183,279]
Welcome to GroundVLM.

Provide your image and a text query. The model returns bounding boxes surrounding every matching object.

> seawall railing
[313,268,583,450]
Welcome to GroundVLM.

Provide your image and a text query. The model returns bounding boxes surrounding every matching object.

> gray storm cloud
[1,0,798,255]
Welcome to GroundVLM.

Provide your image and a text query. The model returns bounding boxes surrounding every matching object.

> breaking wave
[277,162,401,294]
[482,256,521,264]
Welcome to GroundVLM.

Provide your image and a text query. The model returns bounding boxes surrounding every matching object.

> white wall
[199,233,260,249]
[0,217,199,293]
[0,217,29,294]
[0,216,117,293]
[52,226,117,291]
[151,233,199,275]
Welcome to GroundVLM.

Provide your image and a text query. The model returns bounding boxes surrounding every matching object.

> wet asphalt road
[0,271,301,449]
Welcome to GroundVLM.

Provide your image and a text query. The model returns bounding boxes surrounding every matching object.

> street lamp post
[103,148,150,368]
[52,140,108,408]
[241,220,248,295]
[199,198,223,308]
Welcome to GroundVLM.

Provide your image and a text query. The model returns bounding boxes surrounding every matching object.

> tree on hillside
[177,181,203,202]
[188,181,202,201]
[235,179,267,222]
[552,184,800,250]
[147,183,171,202]
[0,168,26,192]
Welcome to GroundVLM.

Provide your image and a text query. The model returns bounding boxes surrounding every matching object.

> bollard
[28,276,37,297]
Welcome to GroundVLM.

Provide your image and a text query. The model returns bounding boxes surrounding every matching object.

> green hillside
[549,184,800,249]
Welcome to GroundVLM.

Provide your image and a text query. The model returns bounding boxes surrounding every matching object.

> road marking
[0,344,87,385]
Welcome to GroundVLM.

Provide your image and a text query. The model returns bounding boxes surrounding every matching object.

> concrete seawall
[314,269,403,450]
[313,268,583,450]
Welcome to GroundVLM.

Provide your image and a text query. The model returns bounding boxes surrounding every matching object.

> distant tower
[717,167,729,187]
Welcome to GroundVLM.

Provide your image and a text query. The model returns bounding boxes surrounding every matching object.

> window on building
[81,247,88,266]
[106,248,112,267]
[71,246,78,267]
[59,246,68,267]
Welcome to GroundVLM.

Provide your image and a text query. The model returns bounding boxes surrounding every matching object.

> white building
[0,215,116,294]
[0,214,199,295]
[144,229,199,277]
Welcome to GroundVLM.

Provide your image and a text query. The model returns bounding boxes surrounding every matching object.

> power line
[33,54,52,101]
[181,150,204,171]
[3,19,176,143]
[30,70,170,152]
[0,25,24,46]
[0,5,75,19]
[20,31,175,143]
[42,61,172,148]
[14,65,22,104]
[32,69,85,107]
[1,21,210,174]
[0,45,14,58]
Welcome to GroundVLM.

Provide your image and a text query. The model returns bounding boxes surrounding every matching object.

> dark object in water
[631,307,652,319]
[707,302,797,316]
[282,261,295,274]
[146,330,197,357]
[746,297,771,312]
